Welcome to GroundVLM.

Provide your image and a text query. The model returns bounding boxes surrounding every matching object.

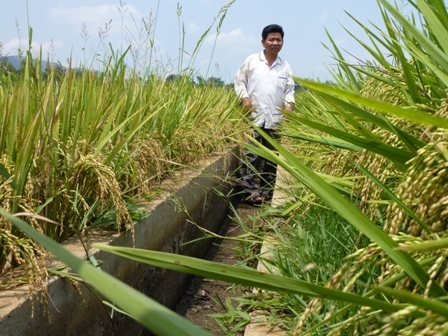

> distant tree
[43,61,66,82]
[0,57,19,84]
[206,76,225,87]
[0,58,16,74]
[166,74,182,82]
[294,81,306,92]
[195,75,206,86]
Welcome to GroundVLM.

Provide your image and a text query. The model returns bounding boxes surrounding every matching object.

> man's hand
[284,103,294,112]
[282,103,294,122]
[241,97,253,114]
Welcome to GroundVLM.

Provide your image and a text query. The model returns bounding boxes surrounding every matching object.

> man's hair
[262,24,284,40]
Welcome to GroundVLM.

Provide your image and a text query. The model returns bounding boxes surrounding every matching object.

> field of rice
[3,0,448,335]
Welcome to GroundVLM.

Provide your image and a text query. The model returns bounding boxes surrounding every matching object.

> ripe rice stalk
[386,129,448,237]
[195,1,448,333]
[276,0,448,333]
[0,48,245,289]
[6,0,448,330]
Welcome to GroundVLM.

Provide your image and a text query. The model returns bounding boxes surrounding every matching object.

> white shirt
[234,51,295,129]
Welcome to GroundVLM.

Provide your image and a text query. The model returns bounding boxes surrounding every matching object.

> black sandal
[261,191,273,201]
[244,192,264,206]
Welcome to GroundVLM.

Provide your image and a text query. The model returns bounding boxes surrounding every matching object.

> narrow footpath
[176,164,293,335]
[175,198,259,335]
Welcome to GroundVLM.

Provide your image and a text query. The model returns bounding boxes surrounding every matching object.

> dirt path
[175,199,259,335]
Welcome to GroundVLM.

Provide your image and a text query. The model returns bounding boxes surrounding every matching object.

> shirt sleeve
[284,64,295,106]
[234,60,250,99]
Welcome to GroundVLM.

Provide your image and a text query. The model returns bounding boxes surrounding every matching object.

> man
[234,24,295,205]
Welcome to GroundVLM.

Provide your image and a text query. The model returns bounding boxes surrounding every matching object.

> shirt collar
[259,51,283,66]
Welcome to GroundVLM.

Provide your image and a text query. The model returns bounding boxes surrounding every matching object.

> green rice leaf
[374,286,448,318]
[243,129,446,298]
[324,29,362,92]
[94,244,411,314]
[319,93,425,152]
[0,162,17,190]
[379,0,448,74]
[298,79,448,128]
[282,133,363,151]
[415,0,448,54]
[288,115,412,170]
[398,237,448,252]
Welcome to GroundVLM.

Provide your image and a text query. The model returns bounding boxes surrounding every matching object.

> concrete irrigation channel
[0,150,238,335]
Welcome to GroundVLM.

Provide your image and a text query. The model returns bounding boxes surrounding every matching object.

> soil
[175,198,260,335]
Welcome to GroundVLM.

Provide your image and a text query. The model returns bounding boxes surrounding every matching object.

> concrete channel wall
[0,150,237,336]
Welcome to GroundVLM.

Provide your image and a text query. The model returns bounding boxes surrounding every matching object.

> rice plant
[272,0,448,334]
[6,0,448,335]
[0,48,247,292]
[89,0,448,334]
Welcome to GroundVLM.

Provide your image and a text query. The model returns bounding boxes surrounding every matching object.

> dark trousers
[238,128,279,196]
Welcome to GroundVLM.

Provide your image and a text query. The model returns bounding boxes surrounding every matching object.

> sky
[0,1,413,82]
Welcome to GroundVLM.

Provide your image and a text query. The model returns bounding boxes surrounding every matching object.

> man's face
[262,32,283,55]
